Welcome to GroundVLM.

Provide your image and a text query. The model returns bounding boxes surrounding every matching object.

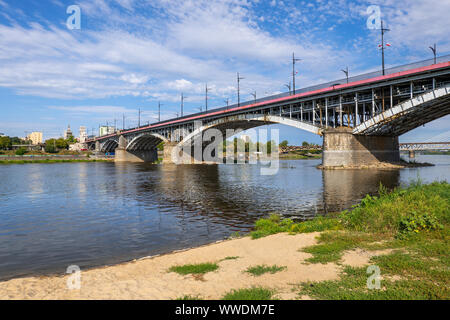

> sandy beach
[0,232,391,300]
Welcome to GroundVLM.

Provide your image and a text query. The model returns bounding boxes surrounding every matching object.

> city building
[79,126,87,143]
[26,131,43,145]
[99,126,116,136]
[64,125,73,140]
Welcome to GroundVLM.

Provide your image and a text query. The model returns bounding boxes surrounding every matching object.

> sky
[0,0,449,144]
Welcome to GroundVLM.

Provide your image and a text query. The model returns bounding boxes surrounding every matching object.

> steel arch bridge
[88,56,450,167]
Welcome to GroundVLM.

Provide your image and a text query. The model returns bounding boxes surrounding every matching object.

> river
[0,155,448,281]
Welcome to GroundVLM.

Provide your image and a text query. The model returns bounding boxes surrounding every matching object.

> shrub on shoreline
[251,181,449,239]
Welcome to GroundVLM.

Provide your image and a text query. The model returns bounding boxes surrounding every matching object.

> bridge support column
[409,150,415,159]
[162,142,178,164]
[322,127,400,168]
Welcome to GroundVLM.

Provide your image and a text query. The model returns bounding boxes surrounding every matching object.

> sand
[0,232,386,300]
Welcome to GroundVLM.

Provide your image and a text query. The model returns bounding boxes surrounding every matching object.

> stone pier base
[162,142,178,164]
[322,127,400,168]
[115,148,158,163]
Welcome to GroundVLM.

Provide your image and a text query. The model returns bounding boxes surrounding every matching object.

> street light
[250,91,257,104]
[292,52,302,94]
[237,72,245,107]
[180,93,187,117]
[378,20,390,76]
[224,98,229,108]
[158,102,163,122]
[138,108,141,128]
[205,83,211,111]
[341,67,349,84]
[285,82,291,95]
[429,43,437,64]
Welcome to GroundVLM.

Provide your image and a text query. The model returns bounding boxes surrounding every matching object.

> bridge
[87,55,450,168]
[400,142,450,158]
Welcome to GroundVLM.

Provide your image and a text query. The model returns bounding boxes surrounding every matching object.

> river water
[0,155,448,281]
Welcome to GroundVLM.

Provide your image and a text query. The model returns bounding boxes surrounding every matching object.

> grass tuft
[221,256,240,261]
[176,295,203,300]
[222,287,274,300]
[168,262,219,275]
[245,264,287,276]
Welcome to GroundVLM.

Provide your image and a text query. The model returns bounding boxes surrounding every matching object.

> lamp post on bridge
[138,108,141,128]
[180,93,187,117]
[429,43,437,65]
[250,91,257,104]
[205,83,211,112]
[224,98,229,108]
[341,67,349,84]
[237,72,244,107]
[158,102,163,122]
[379,20,390,76]
[292,52,301,95]
[285,82,291,95]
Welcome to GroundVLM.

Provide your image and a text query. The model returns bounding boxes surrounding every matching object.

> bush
[45,144,58,153]
[397,211,444,239]
[251,214,341,239]
[340,182,449,236]
[15,148,27,155]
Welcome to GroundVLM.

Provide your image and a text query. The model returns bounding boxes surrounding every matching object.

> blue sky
[0,0,449,144]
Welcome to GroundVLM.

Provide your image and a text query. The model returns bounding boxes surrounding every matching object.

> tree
[0,136,12,150]
[44,138,68,153]
[302,141,310,147]
[15,147,27,156]
[67,135,76,143]
[279,140,289,148]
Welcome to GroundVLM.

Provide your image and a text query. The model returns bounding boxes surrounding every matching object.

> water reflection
[322,169,400,213]
[0,155,448,281]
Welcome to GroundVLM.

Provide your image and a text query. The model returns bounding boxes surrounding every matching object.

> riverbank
[0,159,113,164]
[0,181,448,300]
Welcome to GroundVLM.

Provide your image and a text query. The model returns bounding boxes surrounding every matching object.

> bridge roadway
[87,55,450,168]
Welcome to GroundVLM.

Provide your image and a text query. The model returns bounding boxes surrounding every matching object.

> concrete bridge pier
[322,127,400,168]
[162,142,178,164]
[409,150,416,159]
[115,135,158,163]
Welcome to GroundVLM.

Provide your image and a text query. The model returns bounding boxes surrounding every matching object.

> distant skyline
[0,0,449,144]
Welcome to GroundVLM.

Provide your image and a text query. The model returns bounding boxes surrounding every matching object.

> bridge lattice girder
[353,85,450,136]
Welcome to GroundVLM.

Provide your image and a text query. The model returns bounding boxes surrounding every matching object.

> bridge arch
[126,133,169,151]
[179,114,322,146]
[354,85,450,136]
[100,139,119,152]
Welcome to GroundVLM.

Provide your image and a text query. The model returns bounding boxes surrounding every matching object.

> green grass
[250,214,341,239]
[168,262,219,275]
[221,256,240,261]
[176,295,203,300]
[0,159,112,164]
[299,265,449,300]
[245,264,287,276]
[222,287,274,300]
[250,181,450,299]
